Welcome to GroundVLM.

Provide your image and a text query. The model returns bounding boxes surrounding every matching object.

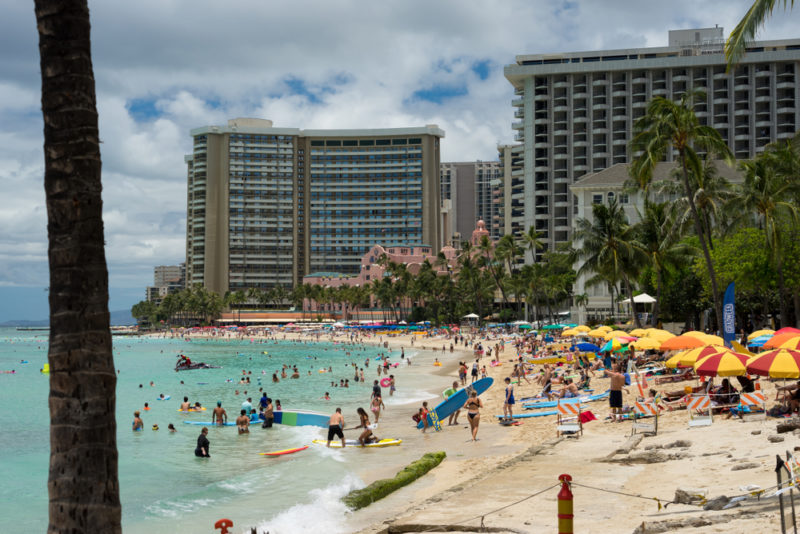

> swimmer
[236,410,250,434]
[322,392,331,401]
[168,423,176,432]
[212,401,228,426]
[180,396,190,411]
[143,402,150,411]
[132,411,143,431]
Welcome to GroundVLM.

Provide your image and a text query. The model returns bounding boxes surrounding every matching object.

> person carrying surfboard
[446,381,461,426]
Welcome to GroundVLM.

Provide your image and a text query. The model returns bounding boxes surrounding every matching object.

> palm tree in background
[575,200,646,327]
[522,226,545,264]
[35,0,121,530]
[726,0,796,68]
[630,91,734,331]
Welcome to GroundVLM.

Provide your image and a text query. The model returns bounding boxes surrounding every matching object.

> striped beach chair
[556,399,583,437]
[687,395,713,427]
[739,391,767,422]
[631,399,659,436]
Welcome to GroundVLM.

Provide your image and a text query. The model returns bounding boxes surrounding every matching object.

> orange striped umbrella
[746,349,800,378]
[659,335,706,351]
[763,332,800,349]
[677,345,727,367]
[778,337,800,350]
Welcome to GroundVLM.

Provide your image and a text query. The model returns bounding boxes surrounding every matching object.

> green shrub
[343,451,446,510]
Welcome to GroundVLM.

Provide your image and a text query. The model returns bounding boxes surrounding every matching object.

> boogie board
[183,421,236,426]
[417,377,493,429]
[156,395,171,401]
[260,445,309,456]
[177,407,207,412]
[312,438,402,448]
[273,410,329,428]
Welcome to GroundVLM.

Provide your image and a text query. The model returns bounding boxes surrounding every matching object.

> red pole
[557,474,573,534]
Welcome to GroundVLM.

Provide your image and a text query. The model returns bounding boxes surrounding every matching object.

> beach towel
[579,410,597,424]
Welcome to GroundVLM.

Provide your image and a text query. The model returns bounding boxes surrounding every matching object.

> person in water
[355,407,374,446]
[132,411,143,431]
[195,427,210,457]
[180,396,190,411]
[262,398,274,428]
[326,407,346,448]
[236,410,250,434]
[212,401,228,426]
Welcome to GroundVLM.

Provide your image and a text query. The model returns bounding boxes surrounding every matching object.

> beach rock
[731,462,759,471]
[665,440,691,449]
[768,435,785,443]
[608,451,673,464]
[751,430,761,435]
[674,488,707,504]
[776,421,800,434]
[703,495,731,510]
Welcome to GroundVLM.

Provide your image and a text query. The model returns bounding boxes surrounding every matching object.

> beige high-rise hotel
[185,118,444,295]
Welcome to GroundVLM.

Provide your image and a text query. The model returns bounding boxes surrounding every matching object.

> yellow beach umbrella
[700,334,725,346]
[597,325,613,332]
[665,353,690,368]
[604,330,629,340]
[574,325,591,332]
[587,328,607,338]
[747,329,775,341]
[678,345,726,367]
[647,332,675,342]
[683,331,707,339]
[629,328,648,337]
[747,349,800,379]
[561,329,579,337]
[631,337,661,350]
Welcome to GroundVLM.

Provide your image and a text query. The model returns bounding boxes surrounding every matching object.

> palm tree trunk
[36,1,121,531]
[793,289,800,328]
[622,274,642,328]
[680,155,722,331]
[777,257,789,328]
[653,267,663,327]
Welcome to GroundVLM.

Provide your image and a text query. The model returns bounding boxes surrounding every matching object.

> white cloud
[1,0,799,316]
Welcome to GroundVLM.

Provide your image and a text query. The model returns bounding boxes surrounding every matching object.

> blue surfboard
[417,377,494,429]
[273,410,329,428]
[522,391,608,410]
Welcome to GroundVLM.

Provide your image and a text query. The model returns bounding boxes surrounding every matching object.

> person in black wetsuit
[195,427,210,457]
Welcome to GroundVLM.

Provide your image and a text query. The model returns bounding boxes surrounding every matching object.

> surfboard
[312,438,402,448]
[273,410,329,428]
[495,411,557,419]
[183,421,236,426]
[260,445,309,456]
[522,391,608,410]
[417,377,494,429]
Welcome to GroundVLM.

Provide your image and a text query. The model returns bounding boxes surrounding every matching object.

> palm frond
[726,0,791,70]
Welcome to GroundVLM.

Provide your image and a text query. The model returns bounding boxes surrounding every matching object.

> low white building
[569,161,741,324]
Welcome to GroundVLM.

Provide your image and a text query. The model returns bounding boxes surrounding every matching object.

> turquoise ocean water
[0,327,441,533]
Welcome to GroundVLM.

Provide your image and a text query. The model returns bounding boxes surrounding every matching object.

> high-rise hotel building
[504,27,800,256]
[440,161,503,246]
[185,118,444,295]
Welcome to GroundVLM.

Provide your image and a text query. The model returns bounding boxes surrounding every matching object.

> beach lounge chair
[556,399,583,438]
[631,399,659,436]
[687,395,713,427]
[655,368,694,385]
[739,391,767,422]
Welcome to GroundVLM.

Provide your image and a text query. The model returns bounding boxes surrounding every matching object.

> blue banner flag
[722,282,736,347]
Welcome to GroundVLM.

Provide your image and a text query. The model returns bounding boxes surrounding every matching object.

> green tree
[522,226,545,263]
[35,0,121,530]
[726,0,795,68]
[630,91,734,330]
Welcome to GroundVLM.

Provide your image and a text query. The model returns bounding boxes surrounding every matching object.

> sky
[1,0,799,321]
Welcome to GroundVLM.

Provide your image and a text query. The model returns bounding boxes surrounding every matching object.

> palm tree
[630,91,734,330]
[635,201,694,326]
[575,200,647,327]
[729,144,800,326]
[522,226,545,264]
[726,0,795,68]
[35,1,121,530]
[477,234,509,307]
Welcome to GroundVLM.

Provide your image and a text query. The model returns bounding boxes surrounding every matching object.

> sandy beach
[163,328,790,533]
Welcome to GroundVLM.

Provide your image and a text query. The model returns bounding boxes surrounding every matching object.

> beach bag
[411,413,421,423]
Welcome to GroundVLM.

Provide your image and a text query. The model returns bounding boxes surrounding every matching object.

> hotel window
[592,193,603,205]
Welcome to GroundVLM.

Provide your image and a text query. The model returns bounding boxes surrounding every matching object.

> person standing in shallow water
[195,427,210,457]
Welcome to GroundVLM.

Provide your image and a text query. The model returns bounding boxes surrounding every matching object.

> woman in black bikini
[355,407,374,446]
[463,391,483,441]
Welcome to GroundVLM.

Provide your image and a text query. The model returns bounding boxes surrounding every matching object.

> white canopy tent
[619,293,657,305]
[463,313,480,319]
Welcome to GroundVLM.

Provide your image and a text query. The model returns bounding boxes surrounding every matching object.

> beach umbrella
[645,330,675,341]
[601,338,627,353]
[665,353,691,368]
[700,334,725,346]
[747,329,775,341]
[775,327,800,336]
[678,345,727,367]
[596,325,613,332]
[573,342,601,352]
[779,338,800,350]
[587,328,607,338]
[574,325,591,333]
[660,335,706,351]
[682,331,707,339]
[748,335,772,347]
[604,330,629,340]
[561,328,579,337]
[764,332,800,349]
[747,349,800,379]
[629,328,648,337]
[542,324,565,330]
[631,337,661,350]
[693,350,750,377]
